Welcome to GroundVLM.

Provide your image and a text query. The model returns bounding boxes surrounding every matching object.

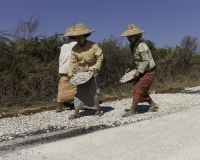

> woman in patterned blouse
[67,23,103,119]
[120,24,158,117]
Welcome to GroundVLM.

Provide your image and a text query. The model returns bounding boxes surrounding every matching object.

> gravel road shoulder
[0,86,200,152]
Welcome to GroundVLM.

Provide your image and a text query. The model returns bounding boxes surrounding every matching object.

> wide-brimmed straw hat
[120,24,145,37]
[69,23,94,37]
[63,26,75,37]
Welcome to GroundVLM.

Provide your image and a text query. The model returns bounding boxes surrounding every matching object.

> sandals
[69,114,80,119]
[94,111,103,116]
[122,112,135,117]
[148,106,159,112]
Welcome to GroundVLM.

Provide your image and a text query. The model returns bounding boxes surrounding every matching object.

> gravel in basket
[119,69,136,83]
[69,71,94,85]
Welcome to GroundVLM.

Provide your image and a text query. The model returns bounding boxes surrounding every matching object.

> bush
[0,30,200,108]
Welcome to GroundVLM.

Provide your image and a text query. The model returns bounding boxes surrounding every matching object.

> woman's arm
[68,51,77,77]
[137,43,149,74]
[93,44,103,71]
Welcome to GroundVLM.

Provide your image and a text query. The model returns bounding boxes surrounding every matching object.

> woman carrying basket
[67,23,103,119]
[120,24,158,117]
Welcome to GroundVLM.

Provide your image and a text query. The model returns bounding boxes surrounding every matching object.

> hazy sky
[0,0,200,48]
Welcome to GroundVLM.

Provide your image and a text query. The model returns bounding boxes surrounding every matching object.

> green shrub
[0,31,200,108]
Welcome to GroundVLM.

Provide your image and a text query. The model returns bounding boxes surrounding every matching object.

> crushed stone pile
[69,71,94,85]
[0,86,200,142]
[119,69,136,83]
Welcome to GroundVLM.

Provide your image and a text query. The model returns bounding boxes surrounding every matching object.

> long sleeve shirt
[68,40,103,77]
[131,39,156,73]
[59,41,77,74]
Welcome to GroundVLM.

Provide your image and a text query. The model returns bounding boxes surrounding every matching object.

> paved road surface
[2,105,200,160]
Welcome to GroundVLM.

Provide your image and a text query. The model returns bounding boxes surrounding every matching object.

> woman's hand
[134,70,140,79]
[89,67,97,73]
[93,68,97,73]
[78,66,88,72]
[125,68,131,74]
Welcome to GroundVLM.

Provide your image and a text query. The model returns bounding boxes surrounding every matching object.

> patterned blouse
[68,40,103,77]
[131,39,156,73]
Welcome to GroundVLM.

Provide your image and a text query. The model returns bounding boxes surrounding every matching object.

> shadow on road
[80,106,114,117]
[124,104,150,113]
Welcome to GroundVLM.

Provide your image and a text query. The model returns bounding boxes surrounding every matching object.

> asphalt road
[1,104,200,160]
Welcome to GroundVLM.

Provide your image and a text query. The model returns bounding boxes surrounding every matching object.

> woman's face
[74,35,86,45]
[127,35,137,43]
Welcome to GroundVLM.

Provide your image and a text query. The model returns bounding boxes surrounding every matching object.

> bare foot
[149,100,158,108]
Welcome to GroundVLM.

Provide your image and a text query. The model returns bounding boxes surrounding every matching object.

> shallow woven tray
[119,69,136,83]
[69,71,94,85]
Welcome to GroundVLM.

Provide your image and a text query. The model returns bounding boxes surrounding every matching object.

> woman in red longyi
[120,24,158,117]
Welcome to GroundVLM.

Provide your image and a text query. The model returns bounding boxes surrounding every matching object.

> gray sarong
[74,74,100,109]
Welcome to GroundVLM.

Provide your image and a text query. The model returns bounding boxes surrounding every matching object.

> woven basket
[69,71,94,85]
[119,69,136,83]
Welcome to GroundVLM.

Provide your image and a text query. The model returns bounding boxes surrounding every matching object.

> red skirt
[133,70,156,103]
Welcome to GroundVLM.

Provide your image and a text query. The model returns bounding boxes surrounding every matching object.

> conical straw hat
[120,24,145,37]
[63,26,75,37]
[70,23,94,37]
